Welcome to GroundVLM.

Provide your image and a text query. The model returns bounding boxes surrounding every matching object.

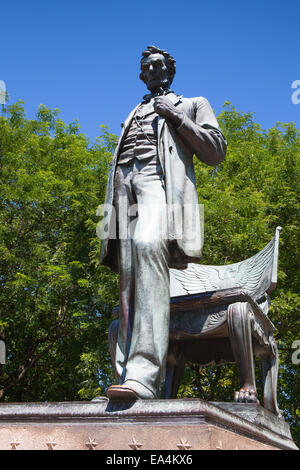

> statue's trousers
[113,156,170,398]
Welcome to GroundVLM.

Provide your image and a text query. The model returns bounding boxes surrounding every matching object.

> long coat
[98,93,227,272]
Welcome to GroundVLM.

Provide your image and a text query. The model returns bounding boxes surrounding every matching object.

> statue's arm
[175,97,227,166]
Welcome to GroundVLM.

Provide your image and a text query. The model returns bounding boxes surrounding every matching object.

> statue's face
[140,53,169,92]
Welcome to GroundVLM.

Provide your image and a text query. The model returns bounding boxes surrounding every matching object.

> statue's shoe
[107,385,139,401]
[107,381,155,401]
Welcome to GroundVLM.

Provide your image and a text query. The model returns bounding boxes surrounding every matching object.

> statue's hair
[140,45,176,85]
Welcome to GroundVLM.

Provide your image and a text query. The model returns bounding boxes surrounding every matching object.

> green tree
[0,101,118,401]
[0,101,299,446]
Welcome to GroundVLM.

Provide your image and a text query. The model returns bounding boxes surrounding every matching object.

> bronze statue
[99,45,227,400]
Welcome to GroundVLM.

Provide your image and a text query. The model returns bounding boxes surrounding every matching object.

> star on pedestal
[46,437,57,450]
[85,437,98,450]
[10,438,20,450]
[177,438,192,450]
[128,436,143,450]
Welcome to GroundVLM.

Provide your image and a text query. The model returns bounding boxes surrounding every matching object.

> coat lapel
[157,93,183,143]
[113,103,141,160]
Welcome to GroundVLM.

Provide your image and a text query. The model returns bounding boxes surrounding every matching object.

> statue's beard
[147,77,169,93]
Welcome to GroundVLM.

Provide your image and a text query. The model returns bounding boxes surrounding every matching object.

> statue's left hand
[154,96,183,127]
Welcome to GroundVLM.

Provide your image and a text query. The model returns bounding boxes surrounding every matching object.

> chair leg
[227,302,258,403]
[261,337,282,416]
[164,342,185,399]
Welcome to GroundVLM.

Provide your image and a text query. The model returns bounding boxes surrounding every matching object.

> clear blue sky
[1,0,299,141]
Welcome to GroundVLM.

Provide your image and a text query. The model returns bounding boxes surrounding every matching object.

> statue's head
[140,45,176,93]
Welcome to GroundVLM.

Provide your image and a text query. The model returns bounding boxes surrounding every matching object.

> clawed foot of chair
[234,388,259,403]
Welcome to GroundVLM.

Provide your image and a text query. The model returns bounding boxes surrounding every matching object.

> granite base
[0,399,297,450]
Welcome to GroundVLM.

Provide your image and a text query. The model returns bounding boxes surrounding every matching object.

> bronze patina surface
[99,45,227,400]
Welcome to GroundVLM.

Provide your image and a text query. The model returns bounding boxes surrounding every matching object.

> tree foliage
[0,101,299,445]
[0,102,118,401]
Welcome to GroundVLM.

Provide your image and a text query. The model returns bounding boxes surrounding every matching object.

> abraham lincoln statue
[98,45,227,400]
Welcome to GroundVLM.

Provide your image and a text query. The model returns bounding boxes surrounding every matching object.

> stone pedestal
[0,399,297,450]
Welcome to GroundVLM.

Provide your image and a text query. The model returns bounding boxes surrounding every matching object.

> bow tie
[142,88,173,103]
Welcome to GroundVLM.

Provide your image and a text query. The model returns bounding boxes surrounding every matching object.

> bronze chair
[109,227,282,416]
